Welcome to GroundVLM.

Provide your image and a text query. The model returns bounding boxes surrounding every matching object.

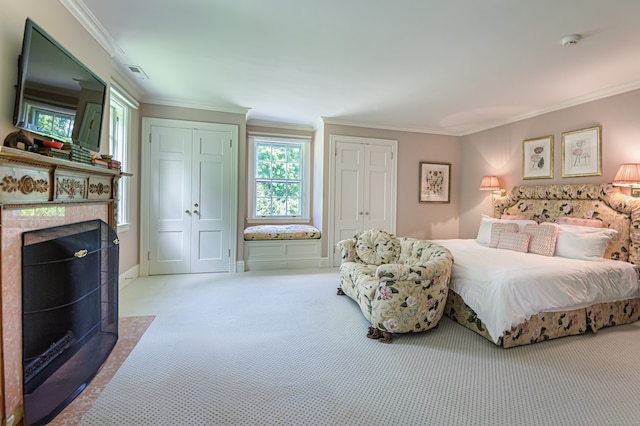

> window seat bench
[243,224,325,271]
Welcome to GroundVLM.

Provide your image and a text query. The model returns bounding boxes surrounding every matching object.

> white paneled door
[331,136,397,266]
[150,125,191,274]
[147,120,237,275]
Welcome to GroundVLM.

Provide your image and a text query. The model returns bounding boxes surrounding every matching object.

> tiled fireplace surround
[0,146,121,425]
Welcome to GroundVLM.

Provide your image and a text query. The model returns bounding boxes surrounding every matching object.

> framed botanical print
[419,162,450,203]
[522,135,553,179]
[561,126,602,177]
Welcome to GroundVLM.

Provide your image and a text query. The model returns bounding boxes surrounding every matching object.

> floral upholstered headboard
[492,183,640,266]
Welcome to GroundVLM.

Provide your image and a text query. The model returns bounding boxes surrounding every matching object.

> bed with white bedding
[438,183,640,348]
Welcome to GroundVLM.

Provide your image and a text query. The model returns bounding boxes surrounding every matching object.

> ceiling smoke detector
[561,34,582,47]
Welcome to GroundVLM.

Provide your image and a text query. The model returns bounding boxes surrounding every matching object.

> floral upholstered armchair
[337,229,453,343]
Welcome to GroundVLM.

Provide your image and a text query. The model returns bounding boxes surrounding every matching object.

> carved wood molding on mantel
[0,146,130,224]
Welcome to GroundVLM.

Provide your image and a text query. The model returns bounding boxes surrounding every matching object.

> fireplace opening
[22,219,119,426]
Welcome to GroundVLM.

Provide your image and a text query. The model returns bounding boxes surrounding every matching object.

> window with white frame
[23,101,75,142]
[248,135,311,222]
[109,86,135,231]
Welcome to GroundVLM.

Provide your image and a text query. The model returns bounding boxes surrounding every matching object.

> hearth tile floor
[48,315,155,426]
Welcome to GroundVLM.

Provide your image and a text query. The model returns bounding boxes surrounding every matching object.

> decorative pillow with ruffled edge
[523,223,558,256]
[355,229,400,265]
[477,214,537,245]
[497,231,531,253]
[489,223,519,248]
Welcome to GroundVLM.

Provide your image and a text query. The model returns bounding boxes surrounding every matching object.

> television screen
[13,19,106,153]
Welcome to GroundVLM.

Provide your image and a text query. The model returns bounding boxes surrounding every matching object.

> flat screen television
[13,18,106,153]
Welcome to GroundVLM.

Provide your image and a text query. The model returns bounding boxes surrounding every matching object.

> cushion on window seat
[243,224,321,241]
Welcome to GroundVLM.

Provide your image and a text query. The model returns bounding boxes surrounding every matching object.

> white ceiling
[76,0,640,135]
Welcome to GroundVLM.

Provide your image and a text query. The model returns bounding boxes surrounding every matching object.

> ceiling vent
[125,64,150,80]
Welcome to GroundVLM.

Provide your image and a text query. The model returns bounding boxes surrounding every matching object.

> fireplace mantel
[0,146,129,425]
[0,146,127,226]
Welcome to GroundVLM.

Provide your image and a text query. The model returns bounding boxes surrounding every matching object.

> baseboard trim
[119,264,139,290]
[244,257,330,271]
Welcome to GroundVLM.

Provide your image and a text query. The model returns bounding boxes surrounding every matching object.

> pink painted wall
[458,88,640,238]
[322,124,461,244]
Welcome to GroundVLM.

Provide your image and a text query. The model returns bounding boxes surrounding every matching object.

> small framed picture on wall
[419,162,450,203]
[522,135,553,179]
[561,126,602,177]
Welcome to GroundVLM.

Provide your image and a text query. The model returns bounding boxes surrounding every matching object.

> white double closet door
[331,135,397,266]
[145,118,237,275]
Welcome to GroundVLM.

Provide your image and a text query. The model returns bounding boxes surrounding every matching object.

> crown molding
[461,81,640,136]
[110,83,140,110]
[320,117,461,136]
[110,65,143,103]
[313,117,326,132]
[246,119,315,132]
[142,97,251,115]
[59,0,123,57]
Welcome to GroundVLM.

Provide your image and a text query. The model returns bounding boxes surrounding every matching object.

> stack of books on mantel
[91,154,122,171]
[37,146,70,160]
[64,143,93,165]
[99,155,122,171]
[91,157,109,169]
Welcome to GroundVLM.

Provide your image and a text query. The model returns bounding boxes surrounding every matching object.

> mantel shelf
[0,147,129,223]
[0,146,131,177]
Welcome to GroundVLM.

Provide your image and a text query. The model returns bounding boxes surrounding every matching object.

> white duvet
[432,239,640,343]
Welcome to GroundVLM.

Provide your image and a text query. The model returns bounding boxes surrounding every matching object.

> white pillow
[476,214,537,245]
[549,224,618,260]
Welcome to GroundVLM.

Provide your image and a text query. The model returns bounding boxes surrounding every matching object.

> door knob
[359,212,363,215]
[193,210,199,215]
[185,210,191,214]
[194,203,199,207]
[365,212,369,215]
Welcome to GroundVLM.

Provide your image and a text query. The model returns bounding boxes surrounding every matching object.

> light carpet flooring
[78,268,640,426]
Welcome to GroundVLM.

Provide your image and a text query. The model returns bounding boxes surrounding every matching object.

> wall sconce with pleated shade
[479,176,500,191]
[613,164,640,197]
[479,175,505,196]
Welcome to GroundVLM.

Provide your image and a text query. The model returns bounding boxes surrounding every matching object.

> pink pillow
[489,223,519,248]
[556,217,602,228]
[476,215,537,245]
[497,232,531,253]
[500,214,533,220]
[523,224,558,256]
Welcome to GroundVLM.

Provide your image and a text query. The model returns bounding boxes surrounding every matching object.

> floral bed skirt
[587,298,640,331]
[444,291,640,348]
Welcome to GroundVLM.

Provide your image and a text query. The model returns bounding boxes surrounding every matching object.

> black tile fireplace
[21,219,119,426]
